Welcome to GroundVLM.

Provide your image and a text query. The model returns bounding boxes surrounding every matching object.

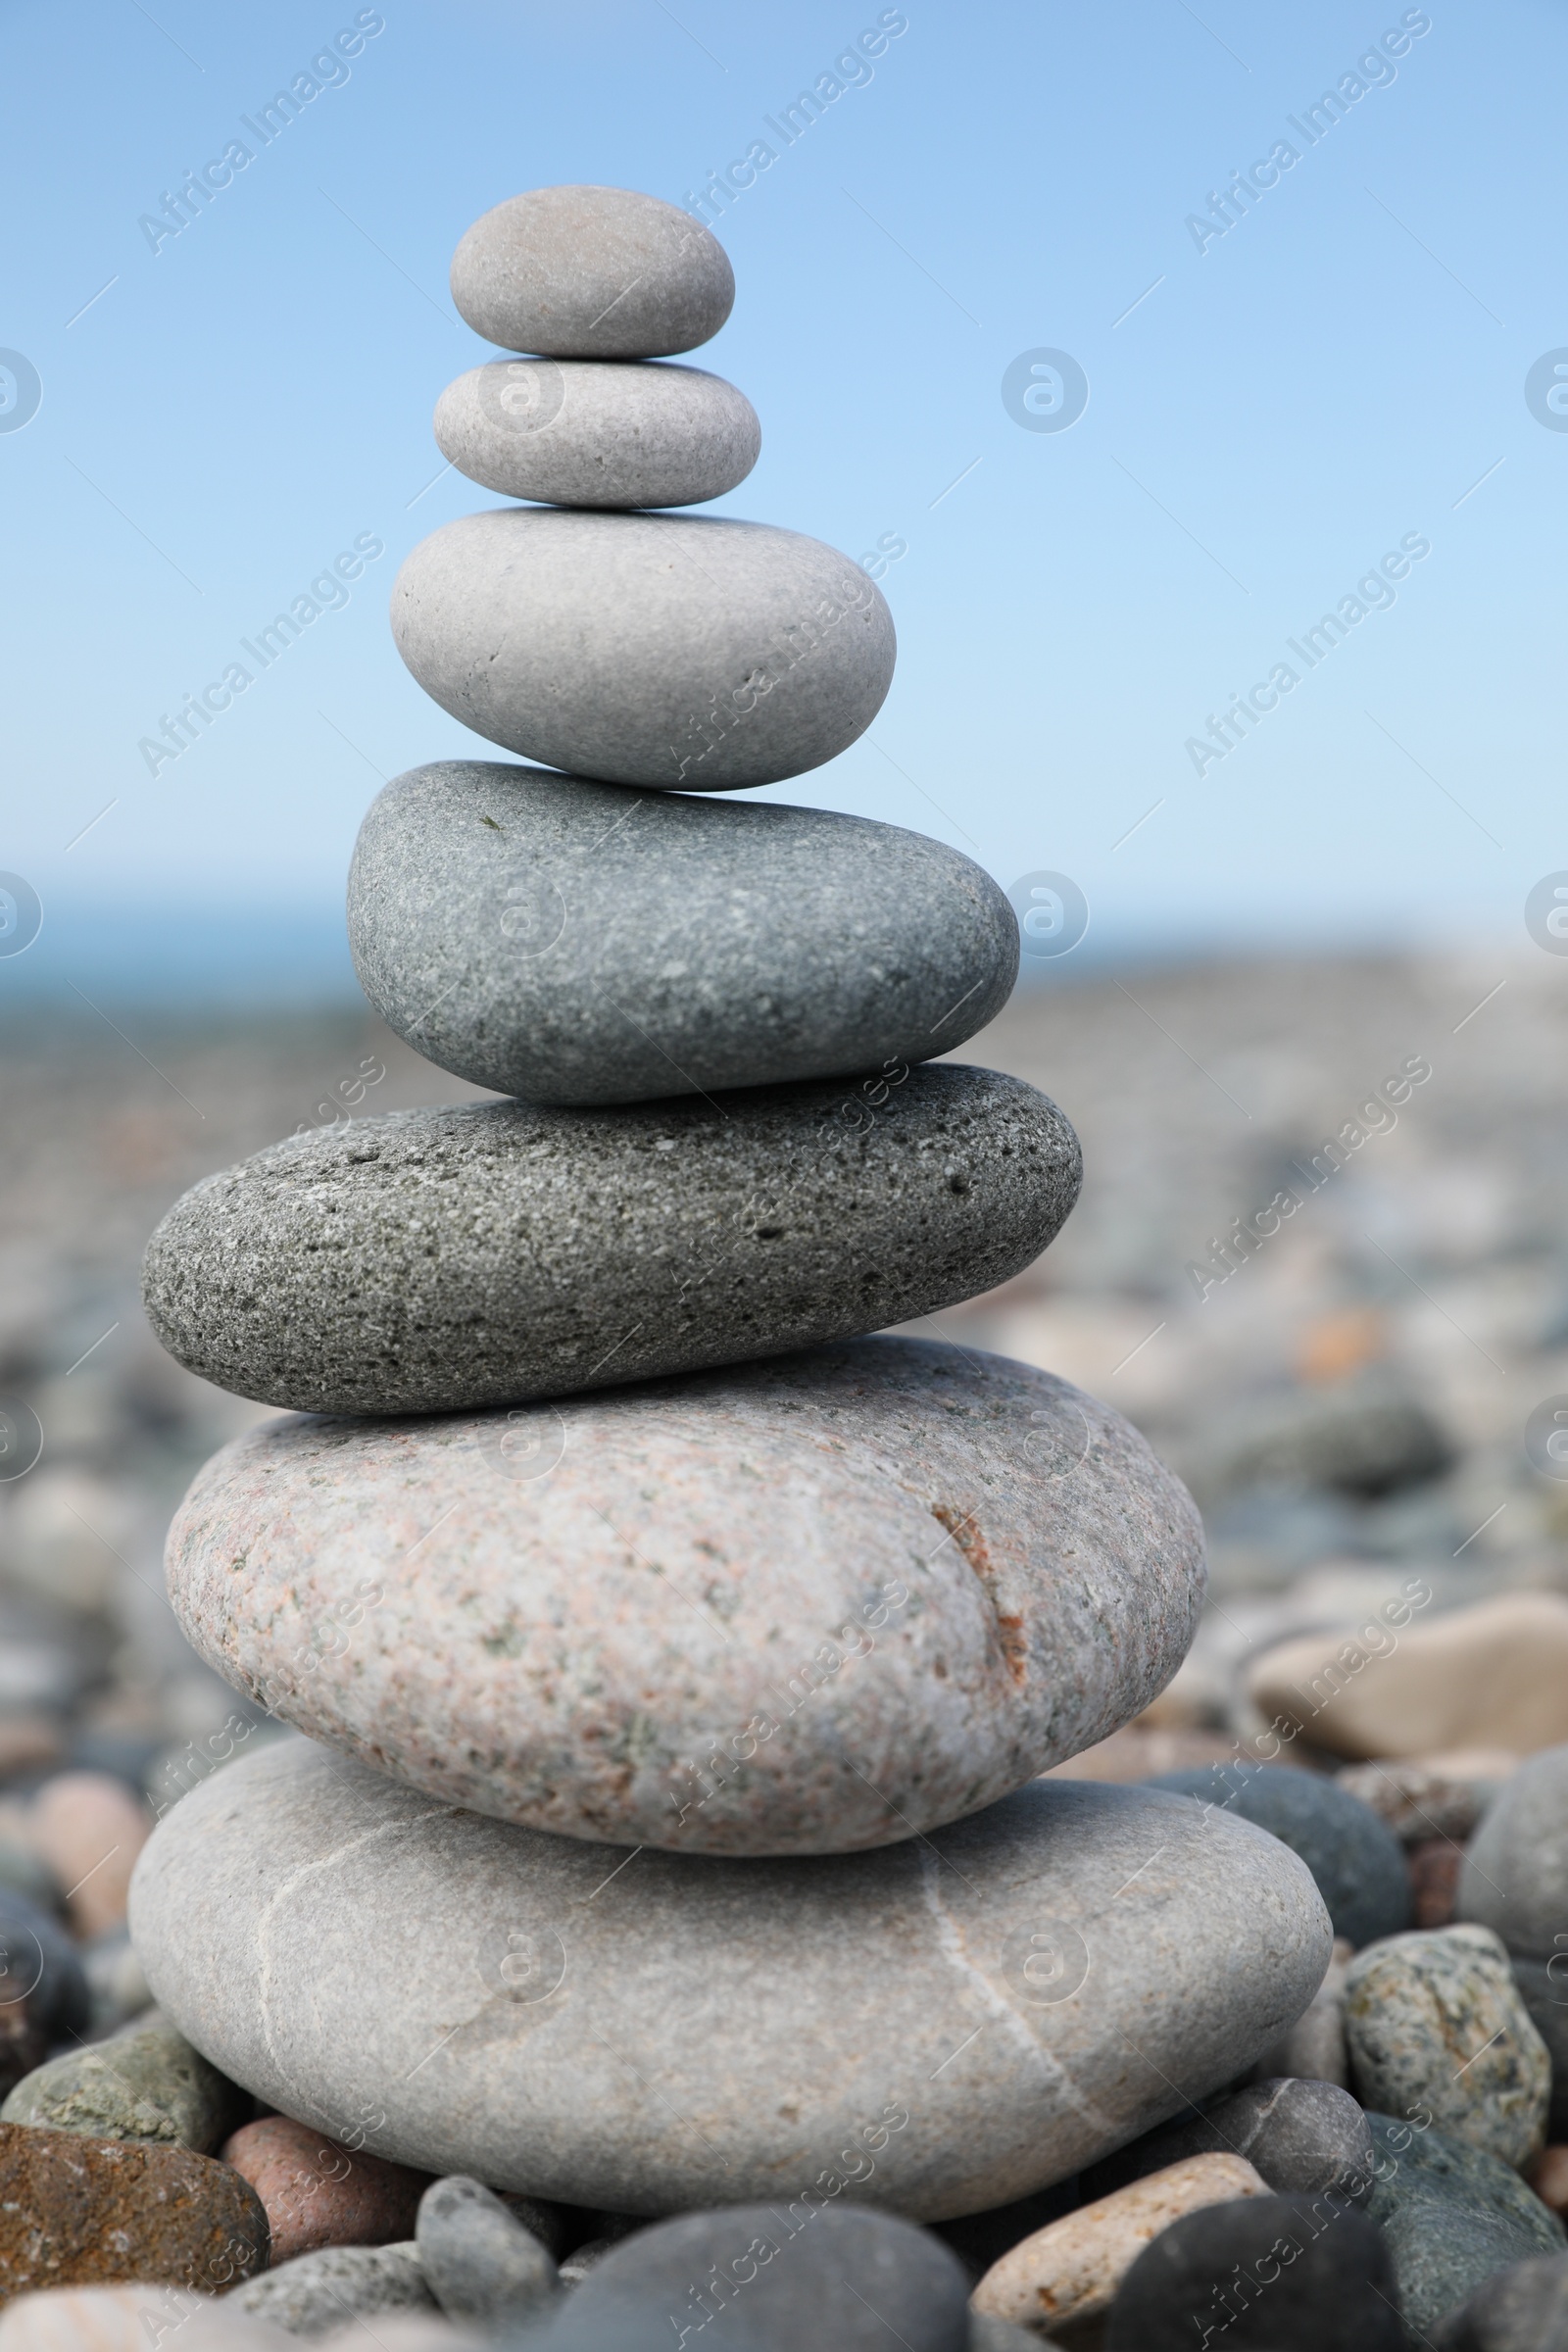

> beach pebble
[1083,2077,1374,2207]
[557,2236,615,2287]
[1411,1837,1464,1928]
[1460,1743,1568,1959]
[220,2115,432,2264]
[233,2243,435,2338]
[1103,2190,1402,2350]
[1147,1759,1411,1947]
[0,2121,268,2298]
[1430,2249,1568,2350]
[450,185,734,359]
[1250,1594,1568,1761]
[141,1076,1079,1417]
[390,508,895,790]
[1,2009,246,2152]
[1528,2148,1568,2217]
[1336,1753,1509,1846]
[433,360,759,508]
[0,1891,89,2099]
[1346,1926,1549,2170]
[30,1774,149,1937]
[161,1339,1202,1853]
[128,1740,1331,2218]
[1363,2112,1564,2337]
[346,762,1018,1107]
[0,2287,285,2352]
[416,2176,558,2325]
[970,2153,1266,2338]
[1247,1937,1353,2087]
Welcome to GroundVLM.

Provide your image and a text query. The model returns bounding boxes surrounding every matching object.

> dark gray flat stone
[1105,2190,1402,2350]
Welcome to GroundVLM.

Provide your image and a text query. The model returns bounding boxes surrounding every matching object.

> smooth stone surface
[1247,1936,1352,2087]
[0,1892,89,2101]
[1512,1965,1568,2141]
[433,360,759,509]
[1103,2190,1402,2351]
[1147,1759,1411,1948]
[0,2122,268,2299]
[1251,1595,1568,1761]
[162,1339,1202,1854]
[233,2243,434,2338]
[142,1077,1079,1417]
[1431,2251,1568,2351]
[0,2288,233,2352]
[1347,1927,1550,2170]
[128,1740,1332,2219]
[347,762,1019,1107]
[390,509,895,790]
[221,2116,432,2263]
[450,186,734,359]
[1,2009,246,2152]
[539,2205,969,2352]
[30,1775,149,1938]
[1363,2113,1565,2337]
[970,2154,1266,2337]
[1082,2077,1374,2208]
[416,2177,557,2325]
[1461,1745,1568,1960]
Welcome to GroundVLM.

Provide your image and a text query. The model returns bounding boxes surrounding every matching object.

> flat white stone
[433,360,759,509]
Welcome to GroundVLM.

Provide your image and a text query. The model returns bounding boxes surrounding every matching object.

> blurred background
[0,0,1565,1854]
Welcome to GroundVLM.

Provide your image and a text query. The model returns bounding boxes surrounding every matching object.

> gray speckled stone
[1363,2113,1564,2338]
[433,360,759,509]
[140,1072,1078,1416]
[450,185,734,359]
[416,2176,558,2324]
[1083,2077,1375,2207]
[232,2241,435,2336]
[159,1339,1204,1854]
[1346,1927,1550,2170]
[128,1741,1333,2220]
[1460,1745,1568,1960]
[0,2008,246,2152]
[390,509,895,790]
[346,763,1019,1106]
[1147,1760,1411,1948]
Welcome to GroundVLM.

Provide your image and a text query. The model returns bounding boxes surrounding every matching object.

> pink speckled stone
[220,2116,431,2264]
[163,1339,1203,1855]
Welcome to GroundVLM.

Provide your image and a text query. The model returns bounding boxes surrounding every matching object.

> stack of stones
[129,186,1332,2315]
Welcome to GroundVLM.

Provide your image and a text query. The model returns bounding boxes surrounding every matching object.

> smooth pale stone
[390,509,895,790]
[140,1074,1077,1416]
[433,360,760,509]
[1345,1927,1550,2171]
[159,1339,1204,1854]
[346,763,1019,1106]
[1147,1760,1410,1947]
[416,2177,557,2326]
[128,1740,1334,2219]
[970,2154,1267,2339]
[1247,1593,1568,1761]
[1459,1745,1568,1959]
[450,185,734,359]
[0,2289,281,2352]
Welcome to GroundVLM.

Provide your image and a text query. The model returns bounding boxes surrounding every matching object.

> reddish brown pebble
[29,1778,150,1938]
[1529,2145,1568,2215]
[0,2122,268,2304]
[220,2117,430,2264]
[1408,1838,1463,1929]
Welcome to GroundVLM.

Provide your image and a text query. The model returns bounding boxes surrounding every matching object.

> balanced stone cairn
[128,185,1330,2314]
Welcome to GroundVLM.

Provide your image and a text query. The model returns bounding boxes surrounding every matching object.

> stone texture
[1250,1595,1568,1761]
[390,508,895,790]
[416,2176,557,2325]
[160,1339,1202,1854]
[0,2287,281,2351]
[221,2115,432,2264]
[346,762,1019,1106]
[1347,1927,1550,2170]
[1247,1936,1352,2087]
[540,2205,969,2352]
[128,1740,1332,2219]
[143,1077,1076,1416]
[970,2153,1266,2338]
[433,360,760,508]
[1461,1744,1568,1960]
[450,185,735,359]
[30,1775,149,1939]
[233,2243,435,2338]
[1103,2190,1402,2351]
[1431,2251,1568,2351]
[1147,1760,1410,1947]
[1363,2112,1564,2338]
[0,2121,268,2300]
[1082,2077,1375,2207]
[0,2009,247,2152]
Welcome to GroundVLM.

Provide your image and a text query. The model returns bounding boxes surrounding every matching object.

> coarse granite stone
[1148,1759,1411,1947]
[346,763,1019,1106]
[1430,2250,1568,2350]
[433,361,759,509]
[0,2010,247,2153]
[1347,1927,1550,2171]
[1363,2112,1564,2338]
[141,1075,1079,1416]
[158,1339,1203,1853]
[416,2177,557,2327]
[450,186,734,359]
[1104,2191,1402,2351]
[129,1743,1332,2220]
[390,509,895,790]
[1461,1745,1568,1961]
[232,2244,434,2338]
[1082,2077,1375,2207]
[0,2122,268,2301]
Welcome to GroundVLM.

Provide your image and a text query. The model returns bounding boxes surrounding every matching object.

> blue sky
[1,0,1563,994]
